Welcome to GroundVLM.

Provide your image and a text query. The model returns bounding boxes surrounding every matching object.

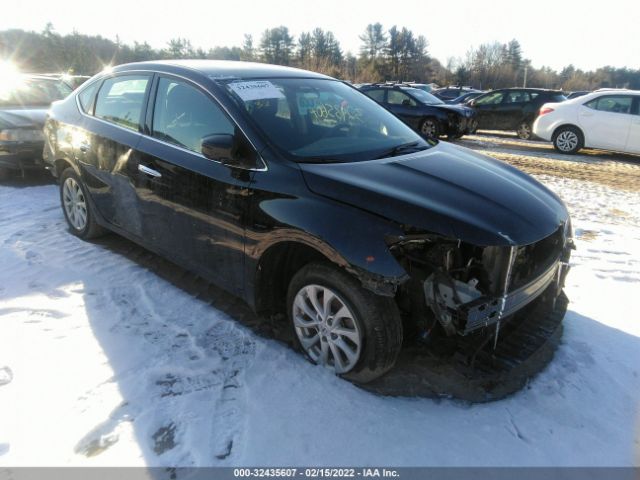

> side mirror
[202,134,234,163]
[402,99,411,106]
[201,133,259,170]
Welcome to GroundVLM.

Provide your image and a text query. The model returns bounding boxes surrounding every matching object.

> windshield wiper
[375,141,428,159]
[295,156,346,164]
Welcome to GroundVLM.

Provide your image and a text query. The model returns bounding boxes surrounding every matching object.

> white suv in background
[533,89,640,155]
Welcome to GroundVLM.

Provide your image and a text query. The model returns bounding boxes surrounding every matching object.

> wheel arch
[54,157,80,179]
[252,228,409,316]
[552,123,585,142]
[253,240,333,315]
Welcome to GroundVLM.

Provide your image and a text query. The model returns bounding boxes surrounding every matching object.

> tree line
[1,23,639,91]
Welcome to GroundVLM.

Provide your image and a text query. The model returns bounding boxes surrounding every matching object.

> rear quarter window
[77,81,100,113]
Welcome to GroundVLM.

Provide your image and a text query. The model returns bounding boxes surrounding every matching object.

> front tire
[287,263,403,384]
[59,167,106,239]
[553,126,583,154]
[420,117,440,138]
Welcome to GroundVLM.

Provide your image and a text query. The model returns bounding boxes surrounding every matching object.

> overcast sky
[3,0,639,71]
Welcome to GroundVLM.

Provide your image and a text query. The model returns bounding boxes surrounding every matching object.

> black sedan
[43,60,572,384]
[0,74,72,179]
[359,84,477,138]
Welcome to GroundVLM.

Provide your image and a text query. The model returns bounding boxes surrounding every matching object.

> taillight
[539,107,554,116]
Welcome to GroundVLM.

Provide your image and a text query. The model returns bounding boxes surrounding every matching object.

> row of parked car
[355,82,640,155]
[2,70,640,181]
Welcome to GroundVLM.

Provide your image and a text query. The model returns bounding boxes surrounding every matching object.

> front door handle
[138,164,162,178]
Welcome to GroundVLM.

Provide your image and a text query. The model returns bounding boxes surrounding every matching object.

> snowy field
[0,155,639,466]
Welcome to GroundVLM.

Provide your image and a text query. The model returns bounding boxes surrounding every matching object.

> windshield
[221,78,431,162]
[405,88,444,105]
[0,76,72,107]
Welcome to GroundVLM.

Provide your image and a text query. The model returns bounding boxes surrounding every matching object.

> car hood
[300,142,568,246]
[0,108,48,130]
[432,103,475,117]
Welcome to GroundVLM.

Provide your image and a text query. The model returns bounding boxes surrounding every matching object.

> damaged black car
[43,60,573,384]
[358,83,477,139]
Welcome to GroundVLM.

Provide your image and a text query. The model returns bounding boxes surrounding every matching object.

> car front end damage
[390,220,573,344]
[363,219,575,399]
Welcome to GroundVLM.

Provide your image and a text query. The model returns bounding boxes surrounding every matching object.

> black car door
[500,90,530,129]
[131,75,252,295]
[472,91,506,130]
[386,90,421,130]
[77,73,152,231]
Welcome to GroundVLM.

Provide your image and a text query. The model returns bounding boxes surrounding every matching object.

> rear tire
[59,167,106,239]
[516,121,533,140]
[287,262,403,384]
[552,126,583,154]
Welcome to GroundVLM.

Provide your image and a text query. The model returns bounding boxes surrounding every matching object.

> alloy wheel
[62,177,88,231]
[421,119,437,137]
[556,130,579,152]
[517,122,532,139]
[292,284,362,374]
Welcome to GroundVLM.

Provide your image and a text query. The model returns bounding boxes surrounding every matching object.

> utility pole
[523,66,528,88]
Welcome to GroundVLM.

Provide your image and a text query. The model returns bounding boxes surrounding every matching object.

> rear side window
[152,77,235,154]
[94,75,150,131]
[505,91,530,103]
[364,89,385,102]
[585,95,633,114]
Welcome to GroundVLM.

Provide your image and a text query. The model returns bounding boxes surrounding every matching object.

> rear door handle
[138,164,162,178]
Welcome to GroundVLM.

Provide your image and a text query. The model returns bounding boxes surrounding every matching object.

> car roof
[491,87,564,93]
[113,59,333,80]
[17,74,66,82]
[567,89,640,102]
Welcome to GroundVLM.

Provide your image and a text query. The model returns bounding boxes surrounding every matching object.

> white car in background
[533,89,640,154]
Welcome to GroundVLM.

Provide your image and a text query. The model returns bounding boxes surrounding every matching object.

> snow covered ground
[0,169,639,467]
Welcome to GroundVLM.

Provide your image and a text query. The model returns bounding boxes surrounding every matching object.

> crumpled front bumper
[453,258,570,335]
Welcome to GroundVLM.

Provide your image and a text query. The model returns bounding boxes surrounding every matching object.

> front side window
[585,95,633,114]
[388,90,417,106]
[474,91,505,105]
[221,78,430,162]
[152,77,234,153]
[94,75,150,131]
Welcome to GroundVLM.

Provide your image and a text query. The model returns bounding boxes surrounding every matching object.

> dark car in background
[566,90,590,100]
[0,74,72,178]
[359,83,477,138]
[432,86,481,101]
[446,91,485,105]
[469,88,567,139]
[43,60,572,384]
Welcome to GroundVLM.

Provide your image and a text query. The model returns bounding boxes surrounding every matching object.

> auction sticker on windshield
[229,81,285,101]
